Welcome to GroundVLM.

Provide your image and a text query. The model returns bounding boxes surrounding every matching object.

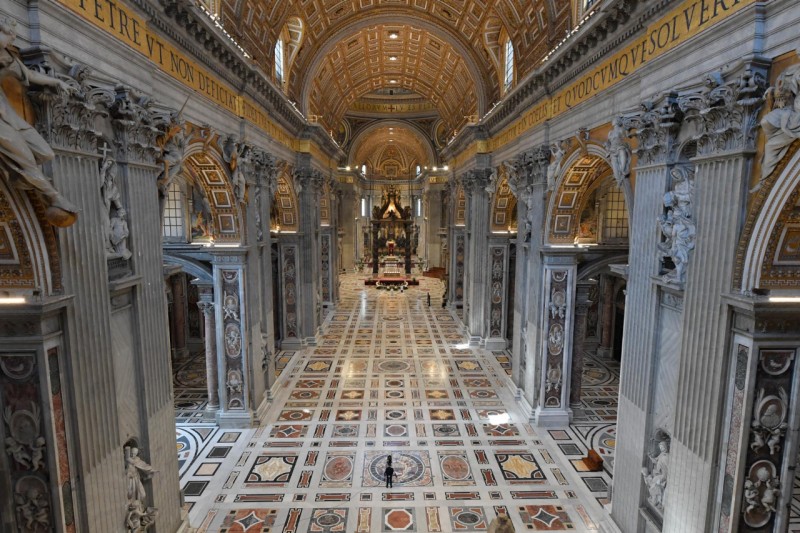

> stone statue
[750,387,788,455]
[109,208,132,260]
[14,486,50,531]
[0,17,78,227]
[99,155,132,259]
[190,184,214,239]
[124,444,158,532]
[222,135,248,204]
[658,166,695,284]
[546,140,568,191]
[605,117,631,188]
[756,64,800,189]
[642,437,670,511]
[156,113,185,207]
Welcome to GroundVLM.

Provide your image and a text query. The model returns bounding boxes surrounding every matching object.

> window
[503,39,514,92]
[416,165,421,176]
[601,187,628,242]
[361,197,366,218]
[163,182,185,240]
[361,164,367,175]
[275,39,285,85]
[416,198,422,217]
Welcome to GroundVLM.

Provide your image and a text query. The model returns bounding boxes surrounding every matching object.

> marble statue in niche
[0,17,78,227]
[124,443,158,532]
[605,117,632,188]
[100,154,132,259]
[658,166,695,284]
[756,63,800,190]
[642,433,670,511]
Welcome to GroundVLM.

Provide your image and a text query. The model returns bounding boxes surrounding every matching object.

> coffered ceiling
[219,0,572,132]
[349,124,435,180]
[308,24,478,133]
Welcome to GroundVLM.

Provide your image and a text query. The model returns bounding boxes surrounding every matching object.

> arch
[454,186,467,226]
[272,169,300,232]
[545,144,627,244]
[163,254,213,284]
[577,253,630,281]
[297,13,491,118]
[181,134,243,243]
[491,170,517,232]
[0,180,59,296]
[740,143,800,292]
[348,121,438,177]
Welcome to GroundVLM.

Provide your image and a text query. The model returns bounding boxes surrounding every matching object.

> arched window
[416,165,421,176]
[275,39,285,85]
[503,39,514,92]
[361,164,367,175]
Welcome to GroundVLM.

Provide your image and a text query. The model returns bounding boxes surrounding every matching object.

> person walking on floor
[384,456,396,488]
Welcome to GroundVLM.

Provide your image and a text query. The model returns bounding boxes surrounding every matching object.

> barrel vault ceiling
[220,0,573,134]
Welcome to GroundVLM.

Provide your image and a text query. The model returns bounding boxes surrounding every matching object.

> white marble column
[195,285,220,410]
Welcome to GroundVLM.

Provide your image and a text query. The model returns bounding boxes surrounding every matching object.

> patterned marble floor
[178,273,613,532]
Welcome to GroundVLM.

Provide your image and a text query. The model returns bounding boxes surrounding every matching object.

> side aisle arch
[271,167,300,232]
[490,166,517,232]
[545,144,628,245]
[181,127,243,243]
[740,141,800,291]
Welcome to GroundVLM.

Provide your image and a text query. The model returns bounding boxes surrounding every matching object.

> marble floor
[176,273,617,532]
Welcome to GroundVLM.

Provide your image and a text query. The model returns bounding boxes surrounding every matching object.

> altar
[368,186,413,279]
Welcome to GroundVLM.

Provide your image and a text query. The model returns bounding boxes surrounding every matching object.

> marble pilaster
[663,64,767,533]
[212,250,252,428]
[570,281,595,408]
[463,168,493,345]
[505,146,550,414]
[534,251,577,427]
[611,93,684,533]
[294,165,323,344]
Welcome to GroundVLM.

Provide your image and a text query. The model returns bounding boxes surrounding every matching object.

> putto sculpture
[0,17,78,226]
[658,166,695,284]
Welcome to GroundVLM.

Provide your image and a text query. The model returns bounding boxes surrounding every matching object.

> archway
[545,147,630,489]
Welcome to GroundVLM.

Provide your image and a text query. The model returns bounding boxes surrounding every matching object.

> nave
[175,274,614,532]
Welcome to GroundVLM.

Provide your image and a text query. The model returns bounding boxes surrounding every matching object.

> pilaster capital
[631,93,682,167]
[677,62,769,156]
[196,300,215,318]
[26,60,111,153]
[293,168,324,196]
[504,145,549,202]
[110,85,161,165]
